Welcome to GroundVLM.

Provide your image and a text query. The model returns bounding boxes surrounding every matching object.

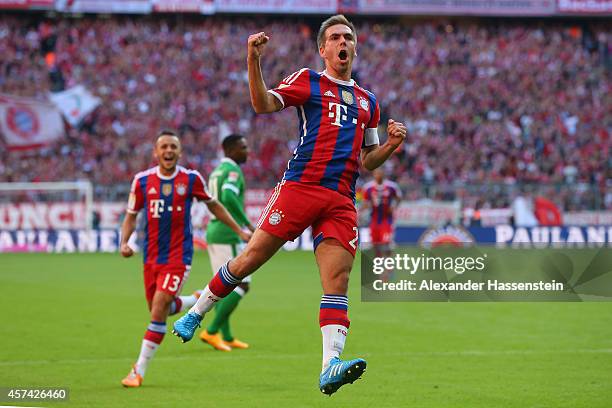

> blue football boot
[319,357,367,395]
[172,311,202,343]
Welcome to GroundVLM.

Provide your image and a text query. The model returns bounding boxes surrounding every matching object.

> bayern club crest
[268,209,285,226]
[176,183,187,196]
[359,97,369,111]
[6,105,40,139]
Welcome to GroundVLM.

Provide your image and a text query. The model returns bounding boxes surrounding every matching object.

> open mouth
[163,156,175,164]
[338,49,348,61]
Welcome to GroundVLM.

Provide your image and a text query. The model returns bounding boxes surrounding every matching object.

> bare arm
[361,119,407,171]
[206,199,252,242]
[120,212,138,257]
[247,32,283,114]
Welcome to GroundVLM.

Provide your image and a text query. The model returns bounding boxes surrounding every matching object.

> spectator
[0,15,609,210]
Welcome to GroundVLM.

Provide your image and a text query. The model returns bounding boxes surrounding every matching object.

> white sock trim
[189,285,220,315]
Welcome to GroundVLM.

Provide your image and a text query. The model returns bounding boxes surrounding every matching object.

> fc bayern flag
[0,94,65,150]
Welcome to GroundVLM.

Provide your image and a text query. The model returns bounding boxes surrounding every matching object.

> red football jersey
[127,165,211,266]
[268,69,381,199]
[363,180,401,226]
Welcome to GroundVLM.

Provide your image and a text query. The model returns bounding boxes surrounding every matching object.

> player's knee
[319,267,349,294]
[150,292,173,315]
[152,295,171,306]
[330,258,352,277]
[330,265,351,290]
[329,278,349,294]
[335,268,351,284]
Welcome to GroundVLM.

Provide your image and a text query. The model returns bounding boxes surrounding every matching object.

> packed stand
[0,15,609,209]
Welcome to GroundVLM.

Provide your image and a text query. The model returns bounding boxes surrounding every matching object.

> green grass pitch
[1,251,611,407]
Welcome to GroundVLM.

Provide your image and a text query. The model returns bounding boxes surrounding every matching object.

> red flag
[535,197,563,226]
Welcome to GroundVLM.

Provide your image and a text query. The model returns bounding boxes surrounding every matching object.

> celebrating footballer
[173,14,407,395]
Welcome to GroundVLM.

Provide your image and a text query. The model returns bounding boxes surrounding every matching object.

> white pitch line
[1,348,611,367]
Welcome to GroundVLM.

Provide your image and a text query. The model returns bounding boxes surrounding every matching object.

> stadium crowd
[0,15,609,209]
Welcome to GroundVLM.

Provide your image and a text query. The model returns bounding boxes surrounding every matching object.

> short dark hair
[317,14,356,49]
[156,129,179,142]
[222,134,245,151]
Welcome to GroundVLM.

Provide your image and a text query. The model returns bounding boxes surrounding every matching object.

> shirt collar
[321,70,355,87]
[156,166,179,180]
[221,157,238,166]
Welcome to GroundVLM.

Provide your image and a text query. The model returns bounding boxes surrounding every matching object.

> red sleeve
[268,68,311,109]
[191,171,212,202]
[363,187,371,201]
[127,176,144,214]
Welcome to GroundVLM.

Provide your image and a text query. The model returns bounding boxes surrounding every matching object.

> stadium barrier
[0,227,324,253]
[395,225,612,247]
[2,201,610,231]
[1,225,610,253]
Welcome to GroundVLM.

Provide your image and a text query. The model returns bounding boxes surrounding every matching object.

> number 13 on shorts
[161,274,182,291]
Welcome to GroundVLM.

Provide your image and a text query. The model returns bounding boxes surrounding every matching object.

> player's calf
[173,263,240,343]
[122,321,166,387]
[319,295,350,370]
[191,262,241,316]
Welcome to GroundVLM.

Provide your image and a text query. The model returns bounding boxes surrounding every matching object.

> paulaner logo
[418,226,475,248]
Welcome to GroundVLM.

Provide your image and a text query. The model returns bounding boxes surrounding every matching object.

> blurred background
[0,0,610,250]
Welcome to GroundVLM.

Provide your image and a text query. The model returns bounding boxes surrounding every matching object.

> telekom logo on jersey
[148,199,184,218]
[150,200,164,218]
[328,102,358,128]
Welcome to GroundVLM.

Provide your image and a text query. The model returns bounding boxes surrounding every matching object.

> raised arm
[361,119,407,171]
[247,32,283,114]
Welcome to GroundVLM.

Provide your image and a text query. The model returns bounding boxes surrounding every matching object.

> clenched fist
[120,243,134,258]
[386,119,407,149]
[247,32,269,60]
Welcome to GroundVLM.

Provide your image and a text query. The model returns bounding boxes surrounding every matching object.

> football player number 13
[162,274,181,291]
